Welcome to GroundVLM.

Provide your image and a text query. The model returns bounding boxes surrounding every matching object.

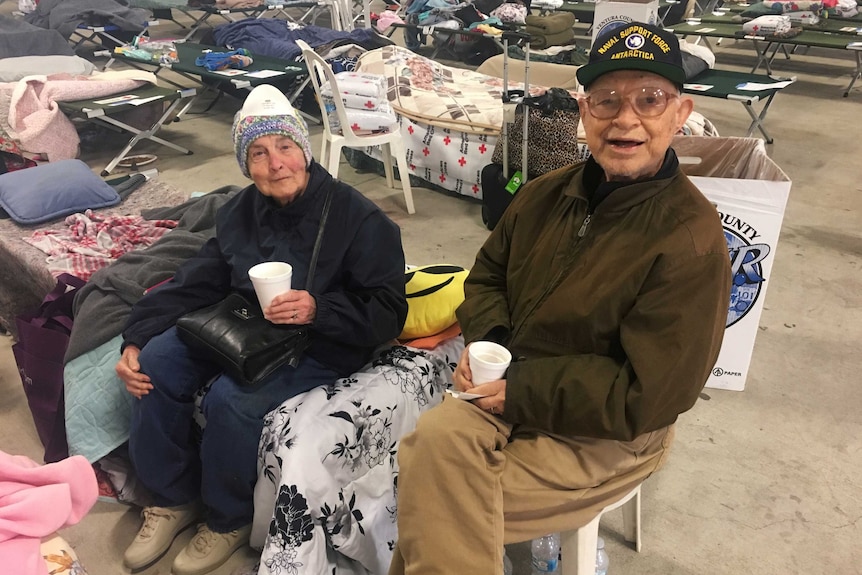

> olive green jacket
[457,159,731,441]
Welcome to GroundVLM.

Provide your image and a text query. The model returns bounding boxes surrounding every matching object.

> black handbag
[176,187,333,387]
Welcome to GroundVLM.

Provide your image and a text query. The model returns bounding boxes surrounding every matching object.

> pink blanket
[8,74,150,161]
[0,451,97,575]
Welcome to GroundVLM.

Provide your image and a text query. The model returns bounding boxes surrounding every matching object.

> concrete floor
[1,9,861,575]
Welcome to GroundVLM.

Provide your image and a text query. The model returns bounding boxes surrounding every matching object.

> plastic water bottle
[596,536,609,575]
[531,533,560,573]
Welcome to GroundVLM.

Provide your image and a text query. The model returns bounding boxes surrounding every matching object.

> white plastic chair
[296,39,415,214]
[559,484,642,575]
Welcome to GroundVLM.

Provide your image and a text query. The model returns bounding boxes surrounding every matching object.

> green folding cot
[669,21,862,95]
[105,42,314,122]
[684,68,795,143]
[59,84,196,175]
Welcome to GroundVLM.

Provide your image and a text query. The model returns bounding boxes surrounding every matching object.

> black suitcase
[481,33,531,231]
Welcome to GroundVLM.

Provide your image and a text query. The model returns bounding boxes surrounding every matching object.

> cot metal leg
[730,93,774,144]
[181,11,212,41]
[767,42,787,69]
[750,39,774,75]
[91,95,194,175]
[845,50,861,97]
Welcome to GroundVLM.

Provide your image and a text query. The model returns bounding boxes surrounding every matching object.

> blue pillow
[0,160,120,225]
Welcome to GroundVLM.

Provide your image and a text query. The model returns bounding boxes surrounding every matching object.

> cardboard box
[592,0,660,45]
[674,136,792,392]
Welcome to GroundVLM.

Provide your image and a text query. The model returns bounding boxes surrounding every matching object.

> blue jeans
[129,326,337,532]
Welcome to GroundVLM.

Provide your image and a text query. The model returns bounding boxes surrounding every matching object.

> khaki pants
[389,395,675,575]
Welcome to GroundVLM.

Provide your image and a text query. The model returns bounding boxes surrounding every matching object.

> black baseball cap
[576,23,686,88]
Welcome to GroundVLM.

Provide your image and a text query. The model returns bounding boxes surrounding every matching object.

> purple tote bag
[12,273,85,463]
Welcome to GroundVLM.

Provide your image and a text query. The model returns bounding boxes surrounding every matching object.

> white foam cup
[248,262,292,311]
[468,341,512,385]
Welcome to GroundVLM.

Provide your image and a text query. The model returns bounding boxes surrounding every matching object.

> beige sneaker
[171,523,252,575]
[123,502,201,570]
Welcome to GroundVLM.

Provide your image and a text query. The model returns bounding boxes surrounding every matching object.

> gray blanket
[25,0,151,39]
[66,186,240,362]
[0,16,74,57]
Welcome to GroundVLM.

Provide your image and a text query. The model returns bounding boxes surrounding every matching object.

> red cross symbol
[458,156,466,167]
[439,174,446,182]
[410,164,416,170]
[408,125,414,134]
[364,100,374,109]
[472,184,479,193]
[443,136,451,145]
[422,147,430,156]
[479,144,487,154]
[351,123,360,131]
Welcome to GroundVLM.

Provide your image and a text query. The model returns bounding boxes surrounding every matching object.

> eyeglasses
[583,87,679,119]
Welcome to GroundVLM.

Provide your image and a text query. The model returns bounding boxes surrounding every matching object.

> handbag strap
[305,186,334,291]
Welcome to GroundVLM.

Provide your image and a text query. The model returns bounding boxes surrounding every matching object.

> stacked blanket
[0,16,74,59]
[1,69,156,161]
[321,72,397,134]
[742,14,793,34]
[524,12,576,49]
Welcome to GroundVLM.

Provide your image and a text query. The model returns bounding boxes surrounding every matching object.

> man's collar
[579,148,680,211]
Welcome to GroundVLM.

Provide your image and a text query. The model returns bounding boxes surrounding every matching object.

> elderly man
[389,22,731,574]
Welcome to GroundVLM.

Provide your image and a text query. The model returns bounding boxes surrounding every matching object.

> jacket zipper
[510,207,593,343]
[577,212,592,238]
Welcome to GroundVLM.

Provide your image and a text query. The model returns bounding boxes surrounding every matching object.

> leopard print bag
[491,87,587,177]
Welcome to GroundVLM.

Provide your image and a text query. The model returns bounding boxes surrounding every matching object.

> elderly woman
[115,85,408,575]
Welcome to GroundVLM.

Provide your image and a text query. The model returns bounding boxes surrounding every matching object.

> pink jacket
[0,451,97,575]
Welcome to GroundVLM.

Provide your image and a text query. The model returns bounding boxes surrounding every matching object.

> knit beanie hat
[232,85,313,178]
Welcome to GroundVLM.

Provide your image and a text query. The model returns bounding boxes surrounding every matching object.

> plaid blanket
[24,210,176,280]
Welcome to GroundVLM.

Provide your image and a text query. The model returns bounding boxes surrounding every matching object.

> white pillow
[0,56,96,83]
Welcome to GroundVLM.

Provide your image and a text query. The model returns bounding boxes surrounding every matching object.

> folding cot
[69,20,161,52]
[107,41,315,122]
[172,0,345,41]
[683,68,794,143]
[58,83,196,175]
[386,23,516,60]
[551,0,683,29]
[669,20,862,95]
[691,9,862,35]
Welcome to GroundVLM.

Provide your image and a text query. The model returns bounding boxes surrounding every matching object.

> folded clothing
[742,14,792,34]
[829,0,858,16]
[786,10,820,23]
[530,0,564,8]
[740,0,822,17]
[329,71,387,99]
[491,2,528,23]
[321,86,387,112]
[526,27,575,49]
[322,97,398,134]
[195,48,253,71]
[524,11,576,34]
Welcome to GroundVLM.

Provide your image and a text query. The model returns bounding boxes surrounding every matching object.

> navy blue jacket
[122,161,408,376]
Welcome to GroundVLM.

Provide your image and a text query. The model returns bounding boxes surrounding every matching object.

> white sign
[592,0,660,46]
[691,176,791,391]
